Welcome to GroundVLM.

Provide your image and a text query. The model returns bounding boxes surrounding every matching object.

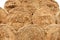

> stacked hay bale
[0,0,60,40]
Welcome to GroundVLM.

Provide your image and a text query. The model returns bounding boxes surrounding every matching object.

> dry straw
[0,24,16,40]
[17,24,45,40]
[45,24,60,40]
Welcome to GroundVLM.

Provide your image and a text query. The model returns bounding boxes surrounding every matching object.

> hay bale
[45,24,60,40]
[6,7,32,31]
[0,24,16,40]
[17,24,45,40]
[32,10,55,28]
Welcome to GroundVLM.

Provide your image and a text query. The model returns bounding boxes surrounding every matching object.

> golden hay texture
[4,0,37,13]
[17,24,45,40]
[7,22,24,31]
[6,7,32,23]
[39,0,59,15]
[32,9,56,28]
[32,6,53,15]
[4,0,20,12]
[5,7,32,31]
[0,8,8,24]
[56,10,60,24]
[0,0,60,40]
[0,24,16,40]
[45,24,60,40]
[4,0,59,15]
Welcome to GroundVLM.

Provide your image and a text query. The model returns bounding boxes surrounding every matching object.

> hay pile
[0,0,60,40]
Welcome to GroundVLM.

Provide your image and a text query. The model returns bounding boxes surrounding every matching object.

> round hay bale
[6,7,32,31]
[0,24,16,40]
[17,24,45,40]
[32,10,55,28]
[45,24,60,40]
